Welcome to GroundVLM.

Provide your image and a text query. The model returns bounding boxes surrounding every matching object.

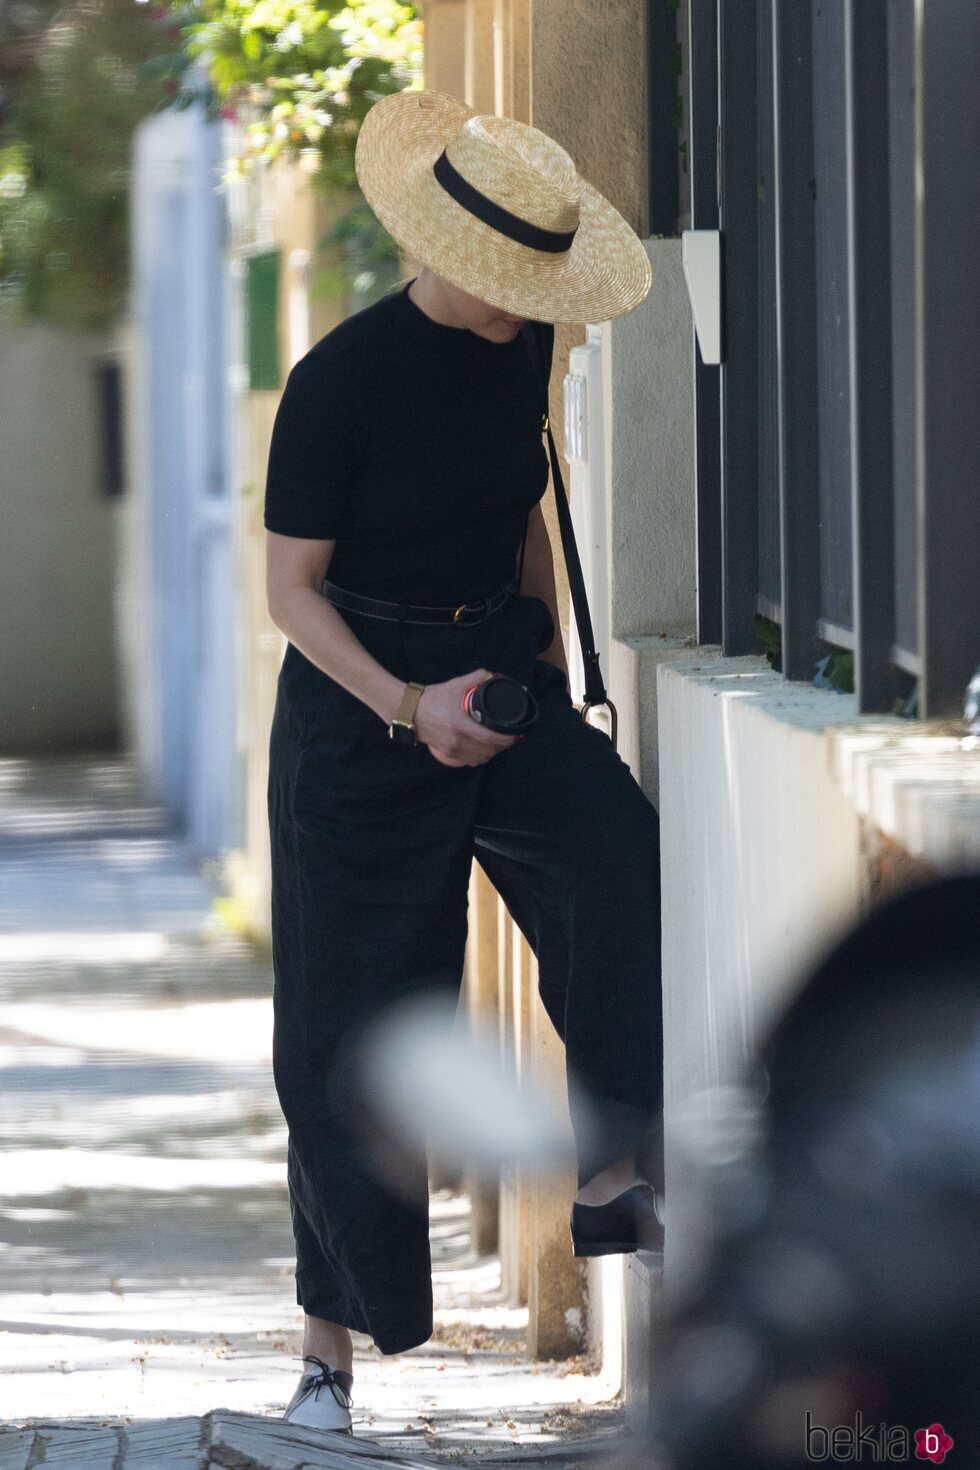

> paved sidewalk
[0,755,632,1466]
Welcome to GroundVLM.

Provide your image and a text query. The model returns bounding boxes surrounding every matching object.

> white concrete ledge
[656,652,868,1297]
[829,723,980,873]
[609,634,697,803]
[655,651,867,1062]
[653,653,980,873]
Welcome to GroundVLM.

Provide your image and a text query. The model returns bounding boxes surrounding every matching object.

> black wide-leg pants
[267,589,663,1355]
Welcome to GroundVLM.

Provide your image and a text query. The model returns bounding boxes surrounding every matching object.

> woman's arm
[266,531,408,726]
[266,531,519,764]
[517,501,570,689]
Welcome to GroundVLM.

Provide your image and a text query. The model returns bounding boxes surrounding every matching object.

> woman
[264,89,664,1435]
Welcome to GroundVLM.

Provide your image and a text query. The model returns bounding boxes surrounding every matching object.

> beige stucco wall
[531,0,648,234]
[0,318,121,753]
[421,0,466,99]
[422,0,532,120]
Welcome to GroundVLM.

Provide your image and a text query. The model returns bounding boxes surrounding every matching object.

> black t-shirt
[262,278,555,604]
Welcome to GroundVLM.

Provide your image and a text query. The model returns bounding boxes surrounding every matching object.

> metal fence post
[844,0,900,714]
[915,0,980,717]
[718,0,760,656]
[772,0,821,681]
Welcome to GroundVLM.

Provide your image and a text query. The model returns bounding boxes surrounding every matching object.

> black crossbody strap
[516,514,529,592]
[520,321,616,741]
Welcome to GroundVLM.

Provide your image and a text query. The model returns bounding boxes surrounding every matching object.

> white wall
[604,240,697,644]
[656,654,867,1305]
[564,239,697,791]
[128,97,241,856]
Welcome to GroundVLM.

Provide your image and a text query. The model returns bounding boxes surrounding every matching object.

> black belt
[322,576,517,626]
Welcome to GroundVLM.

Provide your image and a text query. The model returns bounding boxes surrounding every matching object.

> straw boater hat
[354,88,653,326]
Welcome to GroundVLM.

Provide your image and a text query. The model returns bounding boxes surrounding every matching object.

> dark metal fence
[684,0,980,717]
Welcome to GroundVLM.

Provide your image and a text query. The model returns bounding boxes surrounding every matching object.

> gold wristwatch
[388,680,427,745]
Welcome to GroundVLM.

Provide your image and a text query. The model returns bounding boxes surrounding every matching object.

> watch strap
[394,680,426,729]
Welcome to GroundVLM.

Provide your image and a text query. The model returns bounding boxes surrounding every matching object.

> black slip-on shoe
[570,1181,665,1256]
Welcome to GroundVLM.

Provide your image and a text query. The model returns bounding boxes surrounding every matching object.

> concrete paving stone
[0,1431,33,1470]
[211,1410,440,1466]
[0,1413,445,1469]
[114,1415,204,1466]
[0,1420,644,1470]
[19,1425,121,1465]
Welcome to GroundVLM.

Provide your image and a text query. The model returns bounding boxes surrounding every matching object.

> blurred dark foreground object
[641,875,980,1470]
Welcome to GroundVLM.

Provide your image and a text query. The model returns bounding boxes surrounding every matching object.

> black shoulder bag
[517,321,618,751]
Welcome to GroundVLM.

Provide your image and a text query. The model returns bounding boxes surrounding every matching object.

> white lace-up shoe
[282,1354,354,1434]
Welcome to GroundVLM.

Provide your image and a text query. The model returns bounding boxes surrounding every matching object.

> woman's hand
[414,671,522,767]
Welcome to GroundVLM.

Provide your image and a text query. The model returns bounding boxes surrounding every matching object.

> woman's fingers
[417,669,522,766]
[454,670,523,760]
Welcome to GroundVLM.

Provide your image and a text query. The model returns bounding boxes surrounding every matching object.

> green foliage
[315,198,404,309]
[164,0,421,306]
[0,0,188,327]
[824,649,854,693]
[0,0,420,326]
[758,618,856,694]
[176,0,422,190]
[814,649,855,694]
[754,614,782,673]
[893,683,919,720]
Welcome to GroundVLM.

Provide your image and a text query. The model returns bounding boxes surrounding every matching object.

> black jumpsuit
[264,280,664,1355]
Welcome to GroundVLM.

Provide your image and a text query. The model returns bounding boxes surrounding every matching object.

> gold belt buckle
[453,594,492,625]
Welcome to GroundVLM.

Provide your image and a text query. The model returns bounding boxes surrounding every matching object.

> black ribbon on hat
[432,147,577,254]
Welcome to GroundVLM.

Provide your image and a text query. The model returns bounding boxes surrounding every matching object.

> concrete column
[421,0,466,99]
[508,0,532,123]
[497,909,526,1303]
[462,862,500,1254]
[464,0,497,112]
[525,956,587,1360]
[603,240,696,643]
[512,917,535,1306]
[531,0,648,233]
[493,0,511,117]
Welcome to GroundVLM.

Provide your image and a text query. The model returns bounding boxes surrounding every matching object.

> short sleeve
[262,350,358,539]
[526,319,555,404]
[538,320,555,381]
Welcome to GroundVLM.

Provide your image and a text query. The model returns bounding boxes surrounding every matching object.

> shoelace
[292,1354,354,1410]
